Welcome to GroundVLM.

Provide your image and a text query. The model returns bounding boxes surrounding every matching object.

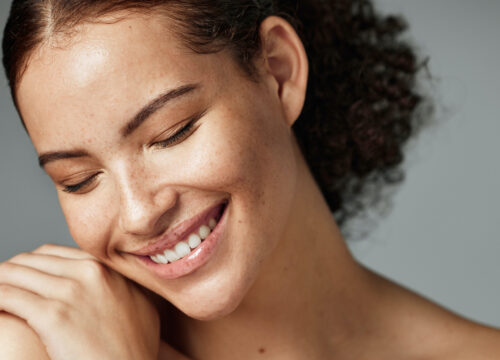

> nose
[117,171,178,236]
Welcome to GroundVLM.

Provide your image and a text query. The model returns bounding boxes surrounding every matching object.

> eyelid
[62,172,101,194]
[150,109,207,149]
[59,109,208,194]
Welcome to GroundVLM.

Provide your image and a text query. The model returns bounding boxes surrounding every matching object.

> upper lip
[128,200,227,256]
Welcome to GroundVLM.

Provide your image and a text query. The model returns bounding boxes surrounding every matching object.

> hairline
[13,4,263,128]
[14,6,175,93]
[13,6,196,131]
[11,2,258,110]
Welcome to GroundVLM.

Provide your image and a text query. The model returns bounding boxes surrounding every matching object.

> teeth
[149,217,218,264]
[175,241,191,258]
[164,249,180,263]
[188,233,202,248]
[156,253,168,264]
[199,225,210,239]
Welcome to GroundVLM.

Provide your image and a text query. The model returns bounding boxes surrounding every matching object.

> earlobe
[259,16,309,127]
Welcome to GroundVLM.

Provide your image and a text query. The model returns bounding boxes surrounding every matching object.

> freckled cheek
[180,125,265,197]
[181,116,295,225]
[60,197,113,257]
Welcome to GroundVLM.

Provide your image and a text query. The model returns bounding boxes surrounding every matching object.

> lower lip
[135,201,229,279]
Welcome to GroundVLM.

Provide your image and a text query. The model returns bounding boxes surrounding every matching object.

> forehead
[16,12,228,151]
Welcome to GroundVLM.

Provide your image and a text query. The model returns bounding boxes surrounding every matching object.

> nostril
[118,182,179,236]
[154,187,179,209]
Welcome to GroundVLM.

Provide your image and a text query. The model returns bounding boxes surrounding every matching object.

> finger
[8,253,91,278]
[33,244,97,260]
[33,243,98,261]
[0,261,75,301]
[0,283,54,330]
[6,254,116,293]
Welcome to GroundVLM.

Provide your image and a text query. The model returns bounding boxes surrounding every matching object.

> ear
[258,16,309,127]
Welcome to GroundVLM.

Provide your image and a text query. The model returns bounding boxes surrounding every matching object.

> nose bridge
[116,160,176,235]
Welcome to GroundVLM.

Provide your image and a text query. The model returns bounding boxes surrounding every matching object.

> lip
[129,200,228,256]
[134,199,230,279]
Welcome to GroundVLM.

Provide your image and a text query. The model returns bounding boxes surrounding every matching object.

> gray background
[1,1,499,327]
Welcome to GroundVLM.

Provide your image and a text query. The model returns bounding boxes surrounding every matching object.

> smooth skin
[1,11,500,359]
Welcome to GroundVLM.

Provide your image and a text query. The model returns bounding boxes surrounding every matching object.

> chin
[170,274,255,321]
[183,299,241,321]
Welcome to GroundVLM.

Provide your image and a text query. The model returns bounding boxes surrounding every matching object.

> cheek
[59,193,113,257]
[58,101,297,264]
[184,105,298,251]
[155,107,298,318]
[176,105,296,209]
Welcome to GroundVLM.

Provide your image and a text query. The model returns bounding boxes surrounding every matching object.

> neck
[165,142,380,359]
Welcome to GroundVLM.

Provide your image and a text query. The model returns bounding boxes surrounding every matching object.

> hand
[0,244,160,360]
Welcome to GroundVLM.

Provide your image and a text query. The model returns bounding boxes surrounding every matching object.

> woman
[1,0,499,359]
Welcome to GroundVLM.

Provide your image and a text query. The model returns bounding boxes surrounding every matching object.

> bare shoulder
[441,319,500,360]
[0,312,50,359]
[363,269,500,360]
[395,292,500,360]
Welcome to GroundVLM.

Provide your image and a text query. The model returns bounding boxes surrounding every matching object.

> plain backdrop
[1,1,499,328]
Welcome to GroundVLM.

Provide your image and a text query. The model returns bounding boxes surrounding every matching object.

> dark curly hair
[2,0,427,229]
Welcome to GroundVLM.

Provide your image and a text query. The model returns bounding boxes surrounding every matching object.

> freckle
[258,347,266,354]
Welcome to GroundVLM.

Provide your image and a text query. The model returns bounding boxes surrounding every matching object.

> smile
[149,209,220,264]
[132,200,229,279]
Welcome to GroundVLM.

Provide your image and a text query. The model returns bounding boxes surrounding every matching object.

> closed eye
[61,109,207,194]
[151,109,207,149]
[62,172,101,194]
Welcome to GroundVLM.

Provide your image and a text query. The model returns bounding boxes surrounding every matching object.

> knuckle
[12,251,30,260]
[34,243,58,253]
[47,301,71,325]
[0,283,13,296]
[62,279,81,300]
[9,252,31,264]
[81,259,108,281]
[0,261,14,273]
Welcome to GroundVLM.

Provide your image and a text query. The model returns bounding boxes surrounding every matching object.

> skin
[1,11,499,360]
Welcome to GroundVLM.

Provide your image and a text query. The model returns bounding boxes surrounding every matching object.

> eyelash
[61,112,204,194]
[62,172,101,194]
[151,116,197,149]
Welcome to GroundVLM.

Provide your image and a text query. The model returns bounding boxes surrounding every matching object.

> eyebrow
[37,83,200,168]
[122,83,200,137]
[39,150,89,168]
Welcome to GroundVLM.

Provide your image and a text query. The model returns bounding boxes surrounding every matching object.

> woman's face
[16,13,298,320]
